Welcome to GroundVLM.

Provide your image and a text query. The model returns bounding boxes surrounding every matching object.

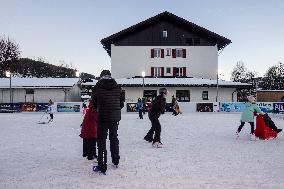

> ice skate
[93,165,106,175]
[250,133,256,141]
[152,141,163,148]
[235,132,240,139]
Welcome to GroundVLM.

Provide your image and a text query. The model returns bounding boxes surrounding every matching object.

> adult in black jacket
[92,70,124,174]
[144,88,167,148]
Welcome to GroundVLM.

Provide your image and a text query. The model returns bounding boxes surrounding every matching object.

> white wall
[111,45,218,79]
[122,86,237,103]
[0,86,81,103]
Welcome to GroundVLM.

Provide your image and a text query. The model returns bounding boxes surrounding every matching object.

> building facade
[0,78,81,103]
[98,11,249,102]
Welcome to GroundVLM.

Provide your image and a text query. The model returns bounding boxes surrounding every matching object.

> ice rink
[0,111,284,189]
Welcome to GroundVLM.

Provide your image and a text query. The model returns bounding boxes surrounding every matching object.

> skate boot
[250,133,256,141]
[93,165,106,175]
[152,141,163,148]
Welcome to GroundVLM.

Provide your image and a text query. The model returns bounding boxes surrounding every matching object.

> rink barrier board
[0,102,82,113]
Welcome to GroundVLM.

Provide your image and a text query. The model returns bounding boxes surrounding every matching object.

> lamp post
[142,71,145,97]
[216,70,219,102]
[5,71,12,104]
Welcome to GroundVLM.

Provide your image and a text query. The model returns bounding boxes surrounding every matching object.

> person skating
[92,70,124,174]
[144,88,167,148]
[80,100,97,160]
[236,95,264,140]
[47,99,55,122]
[136,98,144,119]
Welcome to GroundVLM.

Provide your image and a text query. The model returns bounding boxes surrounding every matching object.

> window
[166,67,171,74]
[162,30,168,38]
[194,38,200,45]
[202,91,209,100]
[154,48,161,58]
[176,90,190,102]
[186,38,193,45]
[26,89,34,94]
[176,48,183,57]
[166,48,171,56]
[153,67,163,77]
[175,67,183,77]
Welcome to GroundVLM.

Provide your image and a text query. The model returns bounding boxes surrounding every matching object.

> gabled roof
[101,11,231,56]
[0,78,80,89]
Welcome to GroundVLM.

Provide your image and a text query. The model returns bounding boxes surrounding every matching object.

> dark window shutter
[161,49,164,58]
[151,67,154,77]
[183,67,186,77]
[173,67,176,76]
[172,49,176,58]
[161,67,164,77]
[151,49,154,58]
[182,49,186,58]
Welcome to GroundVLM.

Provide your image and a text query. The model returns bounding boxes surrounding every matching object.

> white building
[98,11,250,102]
[0,78,81,103]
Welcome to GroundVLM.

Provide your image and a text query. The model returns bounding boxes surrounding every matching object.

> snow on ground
[0,112,284,189]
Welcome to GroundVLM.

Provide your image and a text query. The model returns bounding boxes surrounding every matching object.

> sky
[1,0,284,80]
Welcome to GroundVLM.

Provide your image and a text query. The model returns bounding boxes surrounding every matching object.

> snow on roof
[82,77,251,87]
[0,78,80,88]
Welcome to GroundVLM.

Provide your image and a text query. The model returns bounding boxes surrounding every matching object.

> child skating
[236,95,264,140]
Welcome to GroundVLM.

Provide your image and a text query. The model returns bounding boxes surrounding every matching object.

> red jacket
[80,106,97,139]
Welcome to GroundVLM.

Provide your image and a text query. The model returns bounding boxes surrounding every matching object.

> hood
[97,75,118,90]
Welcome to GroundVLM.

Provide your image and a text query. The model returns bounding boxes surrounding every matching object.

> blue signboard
[273,103,284,113]
[220,102,246,112]
[57,102,81,112]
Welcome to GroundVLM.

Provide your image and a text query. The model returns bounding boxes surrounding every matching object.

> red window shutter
[161,67,164,77]
[173,67,176,76]
[182,49,186,58]
[183,67,186,77]
[151,67,154,77]
[172,49,176,58]
[161,49,164,58]
[151,49,154,58]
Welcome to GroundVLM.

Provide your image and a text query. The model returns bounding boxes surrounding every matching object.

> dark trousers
[83,138,97,160]
[139,110,143,119]
[49,113,53,120]
[238,122,254,134]
[97,121,120,172]
[145,116,161,143]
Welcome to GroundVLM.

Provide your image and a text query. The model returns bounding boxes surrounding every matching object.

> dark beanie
[100,70,111,77]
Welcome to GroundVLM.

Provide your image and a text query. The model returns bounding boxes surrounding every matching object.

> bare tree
[0,36,21,63]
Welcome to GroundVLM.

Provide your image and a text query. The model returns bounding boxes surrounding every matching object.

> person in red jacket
[80,100,97,160]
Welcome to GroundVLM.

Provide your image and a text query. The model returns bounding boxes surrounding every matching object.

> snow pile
[0,112,283,189]
[83,77,250,87]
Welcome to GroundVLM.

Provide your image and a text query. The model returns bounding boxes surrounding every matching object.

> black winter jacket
[92,76,124,122]
[148,95,166,119]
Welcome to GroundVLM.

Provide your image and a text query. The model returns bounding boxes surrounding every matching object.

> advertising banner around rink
[21,103,37,112]
[0,103,22,113]
[57,102,81,112]
[196,103,213,112]
[36,103,49,112]
[220,102,246,112]
[273,103,284,113]
[256,102,274,113]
